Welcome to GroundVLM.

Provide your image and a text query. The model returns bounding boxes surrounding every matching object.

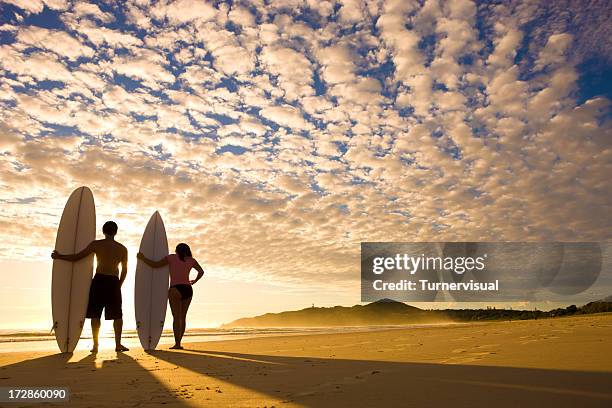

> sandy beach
[1,314,611,407]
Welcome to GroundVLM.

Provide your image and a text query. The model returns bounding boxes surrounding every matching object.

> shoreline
[0,323,466,354]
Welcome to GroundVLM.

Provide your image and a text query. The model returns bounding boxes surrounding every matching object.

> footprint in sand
[474,344,500,349]
[442,344,499,363]
[519,334,560,344]
[442,356,482,364]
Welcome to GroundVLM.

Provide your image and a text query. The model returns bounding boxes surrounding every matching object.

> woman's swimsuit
[170,284,193,300]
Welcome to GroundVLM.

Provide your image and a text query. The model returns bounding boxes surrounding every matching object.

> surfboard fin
[49,321,58,335]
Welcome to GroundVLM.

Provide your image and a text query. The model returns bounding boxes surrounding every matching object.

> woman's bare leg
[179,297,192,345]
[168,288,183,348]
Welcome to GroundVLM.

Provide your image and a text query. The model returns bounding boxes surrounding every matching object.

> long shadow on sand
[0,352,191,407]
[152,348,612,408]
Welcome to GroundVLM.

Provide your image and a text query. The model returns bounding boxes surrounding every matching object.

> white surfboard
[52,186,96,353]
[135,211,170,350]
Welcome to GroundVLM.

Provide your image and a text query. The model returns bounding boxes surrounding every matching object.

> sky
[0,0,611,329]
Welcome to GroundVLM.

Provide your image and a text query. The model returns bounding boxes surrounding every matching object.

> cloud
[195,23,254,76]
[338,0,367,24]
[0,47,73,82]
[316,43,357,85]
[260,46,313,100]
[275,174,311,194]
[487,29,523,68]
[259,104,312,131]
[16,26,95,60]
[102,85,154,115]
[376,1,425,81]
[152,0,217,25]
[1,0,67,14]
[77,22,144,47]
[111,49,175,86]
[227,5,256,27]
[72,2,114,23]
[0,123,22,151]
[125,3,152,29]
[238,116,268,136]
[535,33,573,70]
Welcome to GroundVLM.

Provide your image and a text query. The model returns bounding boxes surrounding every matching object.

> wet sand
[1,314,611,407]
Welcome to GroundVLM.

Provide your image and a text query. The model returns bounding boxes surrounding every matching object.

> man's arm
[190,260,205,285]
[52,242,95,262]
[119,247,128,286]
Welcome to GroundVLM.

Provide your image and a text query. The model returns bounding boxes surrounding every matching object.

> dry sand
[1,314,611,407]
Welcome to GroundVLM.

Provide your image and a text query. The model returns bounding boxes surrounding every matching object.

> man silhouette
[52,221,129,352]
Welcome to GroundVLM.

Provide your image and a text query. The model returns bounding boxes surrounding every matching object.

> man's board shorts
[170,284,193,300]
[86,274,122,320]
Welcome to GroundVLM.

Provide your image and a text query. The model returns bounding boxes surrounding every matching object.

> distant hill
[557,301,612,316]
[223,299,612,328]
[223,299,439,328]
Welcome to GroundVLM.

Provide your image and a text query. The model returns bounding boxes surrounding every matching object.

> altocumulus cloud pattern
[0,0,610,287]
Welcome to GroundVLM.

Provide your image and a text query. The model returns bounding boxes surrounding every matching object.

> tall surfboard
[52,186,96,353]
[135,211,170,350]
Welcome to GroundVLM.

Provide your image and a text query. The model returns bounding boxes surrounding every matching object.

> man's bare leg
[113,319,129,351]
[91,318,100,353]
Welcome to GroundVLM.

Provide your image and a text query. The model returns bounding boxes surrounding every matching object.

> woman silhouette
[137,243,204,349]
